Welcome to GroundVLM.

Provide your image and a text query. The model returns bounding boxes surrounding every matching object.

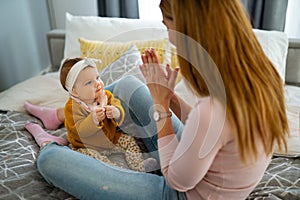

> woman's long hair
[170,0,289,163]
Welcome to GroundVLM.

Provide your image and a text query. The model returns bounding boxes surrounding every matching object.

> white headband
[65,58,99,93]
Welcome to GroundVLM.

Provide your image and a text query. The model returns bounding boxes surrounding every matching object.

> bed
[1,13,300,200]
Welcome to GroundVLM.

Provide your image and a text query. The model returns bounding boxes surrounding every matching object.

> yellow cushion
[79,37,181,82]
[79,37,168,70]
[170,46,180,81]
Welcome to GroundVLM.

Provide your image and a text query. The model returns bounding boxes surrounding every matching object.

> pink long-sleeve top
[158,97,272,200]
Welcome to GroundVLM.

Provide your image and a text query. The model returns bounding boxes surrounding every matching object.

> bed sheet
[0,110,74,199]
[0,109,152,200]
[1,110,300,199]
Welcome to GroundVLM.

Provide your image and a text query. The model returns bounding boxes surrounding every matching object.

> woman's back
[158,97,272,200]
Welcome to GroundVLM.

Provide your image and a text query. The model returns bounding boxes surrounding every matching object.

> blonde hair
[169,0,289,163]
[159,0,172,20]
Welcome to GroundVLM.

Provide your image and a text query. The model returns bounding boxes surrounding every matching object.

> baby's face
[72,66,104,104]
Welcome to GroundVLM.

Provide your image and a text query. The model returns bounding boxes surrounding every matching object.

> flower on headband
[83,58,101,67]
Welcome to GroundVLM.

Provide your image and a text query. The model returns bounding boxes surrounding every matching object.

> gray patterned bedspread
[1,110,300,200]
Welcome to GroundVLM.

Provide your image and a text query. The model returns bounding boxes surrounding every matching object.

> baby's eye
[85,81,92,85]
[96,76,101,81]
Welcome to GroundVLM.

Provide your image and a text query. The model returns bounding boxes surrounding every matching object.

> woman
[29,0,288,199]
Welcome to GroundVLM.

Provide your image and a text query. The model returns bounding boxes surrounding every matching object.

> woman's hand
[139,48,179,106]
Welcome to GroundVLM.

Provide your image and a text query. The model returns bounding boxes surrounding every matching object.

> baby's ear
[71,88,79,97]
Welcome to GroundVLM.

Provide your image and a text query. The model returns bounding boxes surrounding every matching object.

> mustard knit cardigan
[64,90,125,151]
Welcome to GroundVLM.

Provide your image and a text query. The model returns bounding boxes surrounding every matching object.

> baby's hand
[99,93,108,107]
[104,105,120,120]
[95,84,107,106]
[94,107,106,122]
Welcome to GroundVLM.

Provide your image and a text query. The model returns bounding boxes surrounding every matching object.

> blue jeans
[37,76,186,200]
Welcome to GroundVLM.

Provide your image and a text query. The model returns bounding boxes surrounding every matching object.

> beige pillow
[0,74,68,112]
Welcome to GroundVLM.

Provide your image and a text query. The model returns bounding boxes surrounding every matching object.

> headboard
[47,29,300,87]
[47,29,65,72]
[286,39,300,86]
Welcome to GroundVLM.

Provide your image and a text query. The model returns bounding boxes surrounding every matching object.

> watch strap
[154,110,172,121]
[160,111,172,118]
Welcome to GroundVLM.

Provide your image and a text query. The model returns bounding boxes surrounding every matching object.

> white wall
[48,0,162,29]
[138,0,162,20]
[48,0,98,29]
[284,0,300,39]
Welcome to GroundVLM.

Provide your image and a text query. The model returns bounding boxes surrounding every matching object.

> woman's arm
[170,93,192,124]
[139,49,178,139]
[158,98,225,191]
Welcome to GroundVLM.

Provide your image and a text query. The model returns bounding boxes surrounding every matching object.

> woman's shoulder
[189,97,226,127]
[194,97,224,113]
[191,96,233,144]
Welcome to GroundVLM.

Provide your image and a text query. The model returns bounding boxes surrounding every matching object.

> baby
[59,57,156,172]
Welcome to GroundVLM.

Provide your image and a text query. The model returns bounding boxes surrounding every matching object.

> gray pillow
[100,45,145,86]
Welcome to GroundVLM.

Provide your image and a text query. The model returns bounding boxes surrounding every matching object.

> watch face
[153,111,159,121]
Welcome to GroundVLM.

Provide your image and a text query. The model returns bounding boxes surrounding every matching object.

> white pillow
[64,13,168,60]
[253,29,288,81]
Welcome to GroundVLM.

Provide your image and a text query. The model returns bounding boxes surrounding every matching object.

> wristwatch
[153,111,172,122]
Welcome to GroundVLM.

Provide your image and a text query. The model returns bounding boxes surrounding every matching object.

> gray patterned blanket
[1,111,299,200]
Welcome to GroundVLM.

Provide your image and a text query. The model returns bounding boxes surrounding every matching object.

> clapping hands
[139,48,179,105]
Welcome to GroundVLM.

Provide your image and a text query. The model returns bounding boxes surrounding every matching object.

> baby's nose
[96,82,101,88]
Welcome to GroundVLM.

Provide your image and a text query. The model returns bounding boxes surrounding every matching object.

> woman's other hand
[139,48,179,106]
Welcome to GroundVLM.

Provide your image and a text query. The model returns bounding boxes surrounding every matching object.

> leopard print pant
[72,133,146,172]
